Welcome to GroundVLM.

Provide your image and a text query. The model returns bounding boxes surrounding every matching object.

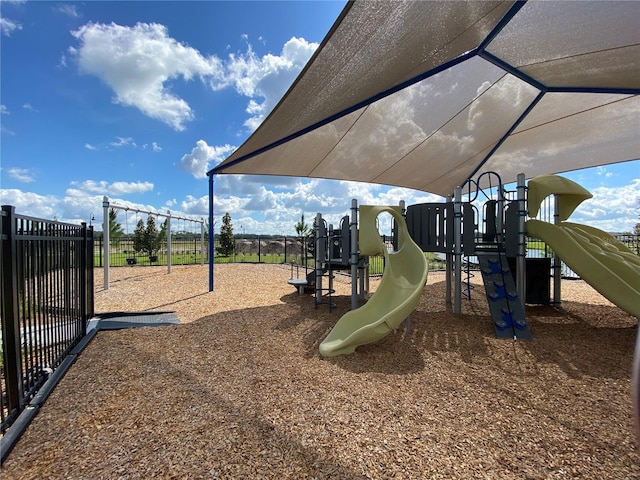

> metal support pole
[167,211,172,274]
[516,173,526,307]
[315,212,323,306]
[496,181,505,245]
[553,194,562,306]
[445,194,452,306]
[208,174,215,291]
[102,196,110,290]
[453,188,463,313]
[350,199,359,310]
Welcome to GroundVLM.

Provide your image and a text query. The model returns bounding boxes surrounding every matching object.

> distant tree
[133,215,162,261]
[294,213,310,237]
[159,217,169,242]
[635,200,640,236]
[203,218,216,240]
[109,208,124,247]
[216,212,235,256]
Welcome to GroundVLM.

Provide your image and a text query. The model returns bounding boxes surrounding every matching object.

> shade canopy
[210,0,640,196]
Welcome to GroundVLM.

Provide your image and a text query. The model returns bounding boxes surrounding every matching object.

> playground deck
[2,264,638,479]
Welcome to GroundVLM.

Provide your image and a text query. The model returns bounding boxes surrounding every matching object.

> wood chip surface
[2,264,639,479]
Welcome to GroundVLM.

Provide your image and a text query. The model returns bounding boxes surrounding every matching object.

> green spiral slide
[319,205,428,357]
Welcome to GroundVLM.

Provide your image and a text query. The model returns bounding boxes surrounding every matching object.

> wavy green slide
[525,219,640,318]
[319,206,428,357]
[525,174,640,318]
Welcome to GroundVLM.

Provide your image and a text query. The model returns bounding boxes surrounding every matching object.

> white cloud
[181,195,209,215]
[0,187,201,228]
[572,178,640,232]
[67,180,154,196]
[68,21,317,134]
[56,4,79,18]
[85,143,98,150]
[178,140,236,179]
[109,136,136,148]
[152,142,161,152]
[0,189,60,219]
[7,167,35,183]
[70,22,224,131]
[596,166,613,178]
[219,36,318,131]
[0,17,22,37]
[2,174,637,236]
[1,104,13,135]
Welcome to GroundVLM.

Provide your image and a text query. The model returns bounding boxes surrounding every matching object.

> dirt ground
[2,264,639,479]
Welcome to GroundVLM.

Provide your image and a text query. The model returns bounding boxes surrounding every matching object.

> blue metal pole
[208,174,215,292]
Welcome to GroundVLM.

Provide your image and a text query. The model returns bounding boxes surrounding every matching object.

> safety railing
[1,206,94,435]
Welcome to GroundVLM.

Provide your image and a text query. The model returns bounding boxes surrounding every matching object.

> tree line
[106,208,313,260]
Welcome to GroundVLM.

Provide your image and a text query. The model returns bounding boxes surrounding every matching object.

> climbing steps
[476,249,532,340]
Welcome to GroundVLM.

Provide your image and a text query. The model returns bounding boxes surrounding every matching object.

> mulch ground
[2,264,638,479]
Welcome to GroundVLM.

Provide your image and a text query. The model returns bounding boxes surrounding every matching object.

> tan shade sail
[210,0,640,196]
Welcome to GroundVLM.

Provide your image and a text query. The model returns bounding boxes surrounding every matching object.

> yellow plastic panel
[527,174,593,220]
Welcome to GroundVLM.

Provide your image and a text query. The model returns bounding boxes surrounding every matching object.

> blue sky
[1,0,638,235]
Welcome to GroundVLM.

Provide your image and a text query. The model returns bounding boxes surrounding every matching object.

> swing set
[101,196,205,291]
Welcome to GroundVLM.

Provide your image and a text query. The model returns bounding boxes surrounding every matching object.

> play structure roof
[209,1,640,196]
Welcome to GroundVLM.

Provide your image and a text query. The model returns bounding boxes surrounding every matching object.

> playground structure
[101,196,206,291]
[288,200,368,311]
[290,172,639,356]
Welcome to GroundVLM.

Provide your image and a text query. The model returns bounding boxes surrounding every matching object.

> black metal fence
[94,233,448,273]
[1,206,94,435]
[93,233,206,267]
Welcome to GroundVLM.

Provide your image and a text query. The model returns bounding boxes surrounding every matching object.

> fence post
[87,225,95,319]
[79,222,89,336]
[1,205,25,417]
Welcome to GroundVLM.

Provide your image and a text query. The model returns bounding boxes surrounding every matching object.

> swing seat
[126,258,137,266]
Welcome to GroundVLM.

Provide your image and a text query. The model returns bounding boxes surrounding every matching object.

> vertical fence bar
[87,226,95,319]
[1,206,24,424]
[79,222,88,336]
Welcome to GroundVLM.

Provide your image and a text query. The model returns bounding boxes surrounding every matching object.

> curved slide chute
[319,206,428,357]
[525,219,640,318]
